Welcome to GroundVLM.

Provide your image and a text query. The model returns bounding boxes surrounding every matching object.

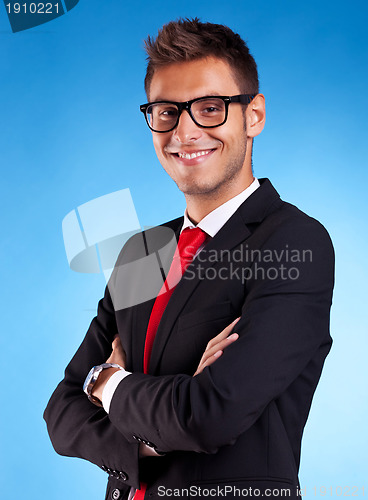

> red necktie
[134,227,207,500]
[144,227,207,372]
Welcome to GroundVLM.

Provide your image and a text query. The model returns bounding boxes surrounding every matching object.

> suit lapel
[130,218,183,372]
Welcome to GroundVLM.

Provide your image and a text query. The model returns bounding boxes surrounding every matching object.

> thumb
[112,335,120,348]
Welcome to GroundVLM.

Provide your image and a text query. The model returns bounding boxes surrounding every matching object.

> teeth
[178,150,211,159]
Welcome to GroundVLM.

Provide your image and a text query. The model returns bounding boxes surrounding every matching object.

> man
[44,18,334,500]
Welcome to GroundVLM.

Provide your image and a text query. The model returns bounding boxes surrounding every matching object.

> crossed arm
[44,218,334,488]
[92,319,240,457]
[92,319,240,402]
[44,288,241,488]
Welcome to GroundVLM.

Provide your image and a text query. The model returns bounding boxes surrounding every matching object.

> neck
[185,171,255,225]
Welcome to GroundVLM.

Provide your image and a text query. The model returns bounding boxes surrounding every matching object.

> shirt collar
[181,177,260,237]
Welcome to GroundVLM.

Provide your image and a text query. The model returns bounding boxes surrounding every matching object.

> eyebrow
[150,92,224,102]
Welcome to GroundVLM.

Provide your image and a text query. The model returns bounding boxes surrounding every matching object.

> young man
[44,19,334,500]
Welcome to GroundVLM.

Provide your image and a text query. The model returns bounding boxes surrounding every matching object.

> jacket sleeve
[107,218,335,455]
[43,282,141,489]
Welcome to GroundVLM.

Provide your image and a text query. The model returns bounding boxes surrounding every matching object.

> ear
[246,94,266,139]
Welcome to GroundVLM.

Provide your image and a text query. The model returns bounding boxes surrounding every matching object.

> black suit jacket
[44,178,334,500]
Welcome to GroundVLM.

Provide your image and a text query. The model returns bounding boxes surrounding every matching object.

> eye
[195,99,225,116]
[159,108,177,116]
[152,105,179,122]
[202,106,220,113]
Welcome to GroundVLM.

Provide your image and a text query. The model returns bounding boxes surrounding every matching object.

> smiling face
[147,57,264,214]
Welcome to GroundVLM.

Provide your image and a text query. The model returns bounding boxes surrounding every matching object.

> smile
[176,149,213,159]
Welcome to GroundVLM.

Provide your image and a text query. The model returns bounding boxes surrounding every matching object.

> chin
[177,179,224,197]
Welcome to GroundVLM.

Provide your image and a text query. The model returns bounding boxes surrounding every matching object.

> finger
[202,333,239,363]
[198,327,240,374]
[205,317,240,351]
[205,349,223,365]
[194,350,223,375]
[112,336,122,349]
[107,336,126,365]
[199,335,238,372]
[199,349,223,372]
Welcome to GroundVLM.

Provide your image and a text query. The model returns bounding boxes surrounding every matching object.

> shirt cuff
[102,368,132,413]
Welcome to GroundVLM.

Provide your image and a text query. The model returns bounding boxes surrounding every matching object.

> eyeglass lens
[146,97,226,132]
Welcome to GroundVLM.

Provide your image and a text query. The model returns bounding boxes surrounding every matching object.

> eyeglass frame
[139,94,256,133]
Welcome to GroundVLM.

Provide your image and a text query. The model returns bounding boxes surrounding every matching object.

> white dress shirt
[101,177,260,412]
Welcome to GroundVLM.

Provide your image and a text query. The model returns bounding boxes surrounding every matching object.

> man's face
[148,57,253,199]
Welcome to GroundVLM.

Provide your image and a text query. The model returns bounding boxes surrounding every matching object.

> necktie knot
[178,227,207,268]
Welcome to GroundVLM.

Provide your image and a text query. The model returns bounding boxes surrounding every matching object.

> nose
[173,110,203,144]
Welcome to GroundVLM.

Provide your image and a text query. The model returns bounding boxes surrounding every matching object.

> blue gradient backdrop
[0,1,367,498]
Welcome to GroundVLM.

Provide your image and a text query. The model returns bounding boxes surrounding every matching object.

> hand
[193,318,240,376]
[91,335,127,403]
[106,335,126,368]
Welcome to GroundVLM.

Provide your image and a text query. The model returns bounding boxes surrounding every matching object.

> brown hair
[144,18,259,97]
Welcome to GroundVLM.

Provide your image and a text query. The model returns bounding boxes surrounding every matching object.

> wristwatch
[83,363,123,407]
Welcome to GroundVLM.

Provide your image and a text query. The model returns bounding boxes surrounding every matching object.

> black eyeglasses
[140,94,255,133]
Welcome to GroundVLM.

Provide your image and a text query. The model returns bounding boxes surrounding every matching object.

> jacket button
[119,471,128,481]
[111,489,121,500]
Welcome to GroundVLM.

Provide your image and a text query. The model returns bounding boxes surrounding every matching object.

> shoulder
[269,200,334,252]
[115,215,184,266]
[253,200,335,290]
[240,178,334,276]
[243,178,334,257]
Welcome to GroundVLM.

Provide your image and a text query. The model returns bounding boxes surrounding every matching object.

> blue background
[0,0,367,498]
